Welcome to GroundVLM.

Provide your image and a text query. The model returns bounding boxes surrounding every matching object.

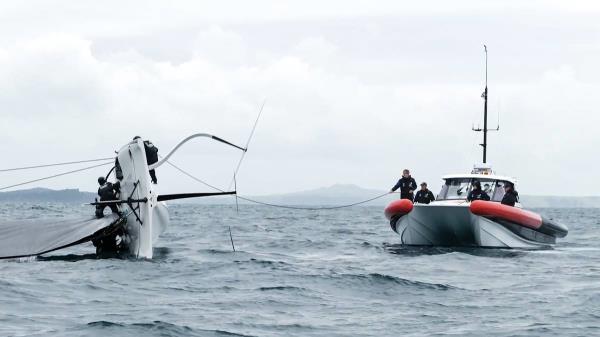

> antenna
[471,45,499,163]
[496,100,501,131]
[483,45,488,163]
[485,45,488,88]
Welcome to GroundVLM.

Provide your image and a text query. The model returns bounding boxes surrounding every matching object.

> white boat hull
[392,204,551,249]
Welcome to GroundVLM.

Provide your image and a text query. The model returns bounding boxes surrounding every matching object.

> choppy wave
[336,272,458,290]
[0,204,598,337]
[84,321,256,337]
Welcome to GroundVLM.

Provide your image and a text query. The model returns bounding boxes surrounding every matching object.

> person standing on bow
[467,180,491,202]
[133,136,159,184]
[414,182,436,204]
[390,169,418,200]
[501,181,519,206]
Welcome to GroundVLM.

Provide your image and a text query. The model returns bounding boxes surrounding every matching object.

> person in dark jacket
[114,158,123,181]
[93,177,125,255]
[501,181,519,206]
[414,182,435,204]
[133,136,159,184]
[467,180,490,202]
[95,176,121,218]
[390,169,418,200]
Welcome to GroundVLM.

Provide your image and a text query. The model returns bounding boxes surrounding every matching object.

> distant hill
[0,188,96,203]
[0,186,598,208]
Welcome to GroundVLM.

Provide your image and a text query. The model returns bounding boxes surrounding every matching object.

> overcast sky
[0,1,599,196]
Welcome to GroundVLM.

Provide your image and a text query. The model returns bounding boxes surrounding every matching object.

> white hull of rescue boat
[116,138,170,259]
[393,203,550,249]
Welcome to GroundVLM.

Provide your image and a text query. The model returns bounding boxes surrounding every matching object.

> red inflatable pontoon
[384,199,414,220]
[470,200,542,229]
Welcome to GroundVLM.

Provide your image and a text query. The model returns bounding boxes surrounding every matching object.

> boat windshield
[438,178,508,201]
[491,180,506,202]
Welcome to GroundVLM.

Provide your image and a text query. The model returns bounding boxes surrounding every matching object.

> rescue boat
[383,47,568,248]
[384,165,568,249]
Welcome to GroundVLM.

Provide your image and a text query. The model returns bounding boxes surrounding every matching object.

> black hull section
[540,217,568,238]
[494,219,556,245]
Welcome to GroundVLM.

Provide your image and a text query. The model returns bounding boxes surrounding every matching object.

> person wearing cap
[414,182,436,204]
[390,169,418,200]
[467,180,491,202]
[501,181,519,206]
[133,136,159,184]
[95,176,121,218]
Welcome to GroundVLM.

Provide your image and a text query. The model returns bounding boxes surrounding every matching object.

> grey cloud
[0,4,598,196]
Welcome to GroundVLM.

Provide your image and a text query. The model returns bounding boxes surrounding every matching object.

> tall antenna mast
[472,45,497,163]
[483,44,488,163]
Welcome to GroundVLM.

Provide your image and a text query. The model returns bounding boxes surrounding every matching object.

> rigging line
[0,161,114,191]
[235,193,392,210]
[164,160,225,192]
[228,226,236,252]
[169,161,393,210]
[228,100,266,190]
[0,157,115,172]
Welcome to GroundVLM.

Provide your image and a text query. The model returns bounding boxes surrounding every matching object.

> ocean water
[0,203,598,337]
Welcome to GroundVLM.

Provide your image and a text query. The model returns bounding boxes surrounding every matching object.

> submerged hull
[388,203,565,249]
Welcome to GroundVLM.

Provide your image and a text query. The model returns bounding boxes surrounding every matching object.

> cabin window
[492,181,507,202]
[481,181,495,196]
[438,178,500,201]
[439,178,472,200]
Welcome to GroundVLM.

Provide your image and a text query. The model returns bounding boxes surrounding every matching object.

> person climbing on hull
[133,136,159,184]
[92,225,125,257]
[93,176,125,256]
[95,177,120,218]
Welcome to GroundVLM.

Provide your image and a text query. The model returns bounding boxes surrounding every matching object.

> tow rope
[166,160,393,210]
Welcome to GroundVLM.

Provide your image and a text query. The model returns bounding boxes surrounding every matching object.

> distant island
[0,188,96,203]
[0,186,598,208]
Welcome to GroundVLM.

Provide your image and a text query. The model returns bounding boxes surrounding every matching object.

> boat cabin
[436,165,517,202]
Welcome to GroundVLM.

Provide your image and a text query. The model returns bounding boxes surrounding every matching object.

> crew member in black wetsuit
[414,182,435,204]
[133,136,159,184]
[95,177,121,218]
[93,177,125,256]
[114,158,123,181]
[467,180,490,202]
[390,169,418,200]
[501,181,519,206]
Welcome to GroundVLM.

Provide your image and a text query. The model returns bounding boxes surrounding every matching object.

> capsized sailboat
[0,133,245,260]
